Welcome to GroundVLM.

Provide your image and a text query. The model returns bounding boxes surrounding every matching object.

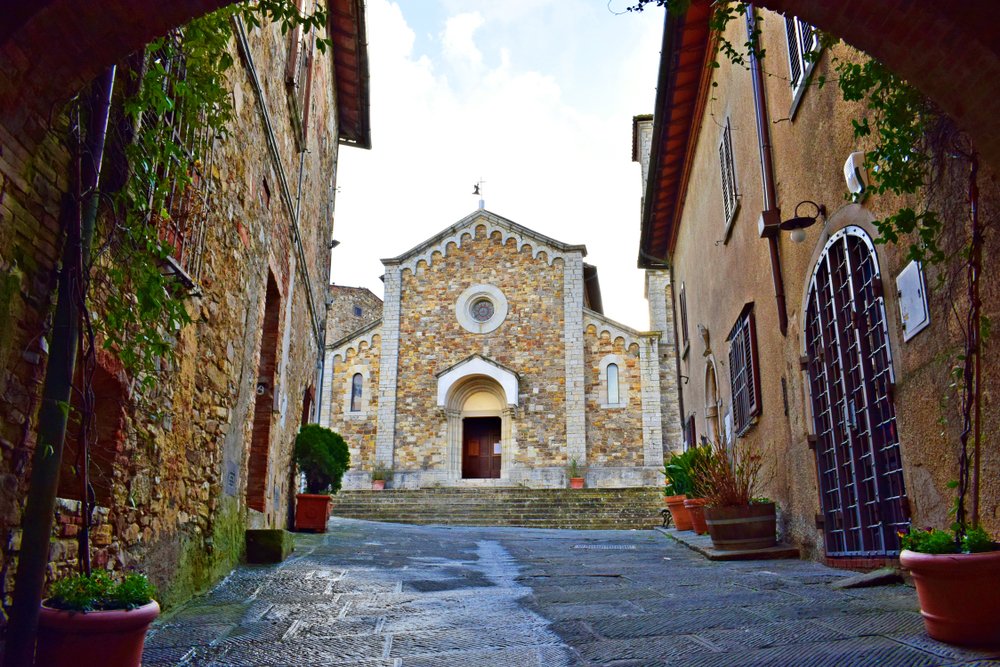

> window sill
[722,201,740,245]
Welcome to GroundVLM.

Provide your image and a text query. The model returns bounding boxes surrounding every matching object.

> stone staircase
[329,487,664,530]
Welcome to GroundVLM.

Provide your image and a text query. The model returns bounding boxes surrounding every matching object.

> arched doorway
[803,226,909,557]
[442,375,515,482]
[704,359,722,447]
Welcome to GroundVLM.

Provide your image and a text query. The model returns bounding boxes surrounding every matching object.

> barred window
[727,304,762,437]
[785,15,820,107]
[719,118,738,229]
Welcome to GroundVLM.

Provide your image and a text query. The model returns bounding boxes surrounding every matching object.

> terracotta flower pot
[900,548,1000,646]
[684,498,709,535]
[295,493,332,532]
[371,479,386,490]
[664,494,692,531]
[36,600,160,667]
[569,477,585,489]
[703,502,776,550]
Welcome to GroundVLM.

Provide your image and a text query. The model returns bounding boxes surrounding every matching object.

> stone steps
[329,487,664,530]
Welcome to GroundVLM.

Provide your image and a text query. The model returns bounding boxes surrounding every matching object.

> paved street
[143,518,1000,666]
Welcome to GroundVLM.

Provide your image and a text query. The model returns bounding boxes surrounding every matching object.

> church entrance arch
[442,375,515,482]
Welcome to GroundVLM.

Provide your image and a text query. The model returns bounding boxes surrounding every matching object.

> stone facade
[322,210,678,489]
[638,6,1000,561]
[0,4,369,621]
[326,284,383,345]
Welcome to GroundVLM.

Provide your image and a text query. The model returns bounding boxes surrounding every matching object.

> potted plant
[896,153,999,647]
[698,438,775,551]
[682,442,715,535]
[371,462,393,490]
[36,570,159,667]
[661,448,702,531]
[293,424,350,532]
[566,459,585,489]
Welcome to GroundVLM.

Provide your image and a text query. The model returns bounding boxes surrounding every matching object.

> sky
[330,0,664,329]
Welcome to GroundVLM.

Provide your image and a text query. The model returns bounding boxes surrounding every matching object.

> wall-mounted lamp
[328,239,341,249]
[780,201,826,243]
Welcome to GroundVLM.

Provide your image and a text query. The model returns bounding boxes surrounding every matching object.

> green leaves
[47,571,157,612]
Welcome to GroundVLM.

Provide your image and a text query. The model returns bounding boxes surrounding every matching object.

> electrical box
[896,260,930,341]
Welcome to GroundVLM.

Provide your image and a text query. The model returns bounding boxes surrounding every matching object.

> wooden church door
[462,417,501,479]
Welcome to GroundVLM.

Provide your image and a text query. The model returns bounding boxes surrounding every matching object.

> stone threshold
[656,527,800,561]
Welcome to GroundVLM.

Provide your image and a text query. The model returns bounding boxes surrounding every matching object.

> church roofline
[380,209,587,267]
[583,307,658,341]
[327,317,383,350]
[434,353,520,381]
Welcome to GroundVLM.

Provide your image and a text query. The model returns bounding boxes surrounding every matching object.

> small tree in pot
[293,425,350,532]
[661,447,710,531]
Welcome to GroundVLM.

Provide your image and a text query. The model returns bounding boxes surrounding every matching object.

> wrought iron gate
[804,227,909,557]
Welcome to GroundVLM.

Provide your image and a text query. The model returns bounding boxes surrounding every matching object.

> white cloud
[331,0,662,329]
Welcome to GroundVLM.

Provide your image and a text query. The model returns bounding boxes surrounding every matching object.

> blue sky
[331,0,664,328]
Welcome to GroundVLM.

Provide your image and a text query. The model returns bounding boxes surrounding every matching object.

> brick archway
[755,0,1000,169]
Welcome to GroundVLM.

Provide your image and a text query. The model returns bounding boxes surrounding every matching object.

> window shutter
[785,15,802,87]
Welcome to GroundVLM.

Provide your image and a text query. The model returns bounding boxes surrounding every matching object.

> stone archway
[442,375,516,483]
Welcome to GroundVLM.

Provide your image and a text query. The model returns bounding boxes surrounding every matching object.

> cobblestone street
[140,519,1000,666]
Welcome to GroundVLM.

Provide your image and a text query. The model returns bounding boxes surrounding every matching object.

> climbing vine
[92,1,329,390]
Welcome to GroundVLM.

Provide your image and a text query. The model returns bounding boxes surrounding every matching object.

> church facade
[320,210,682,489]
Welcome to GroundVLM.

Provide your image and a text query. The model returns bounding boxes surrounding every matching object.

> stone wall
[0,10,355,622]
[326,285,383,344]
[583,327,643,469]
[391,224,570,472]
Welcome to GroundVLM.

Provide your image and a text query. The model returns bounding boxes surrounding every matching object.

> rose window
[470,298,495,322]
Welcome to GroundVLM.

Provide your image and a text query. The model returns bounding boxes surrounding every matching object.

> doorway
[462,416,501,479]
[804,227,909,557]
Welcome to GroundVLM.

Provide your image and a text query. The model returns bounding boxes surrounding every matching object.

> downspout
[746,5,788,336]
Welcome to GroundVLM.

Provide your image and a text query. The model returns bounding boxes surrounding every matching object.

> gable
[382,209,587,273]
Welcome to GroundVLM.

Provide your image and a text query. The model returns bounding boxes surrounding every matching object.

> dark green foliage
[901,526,996,555]
[294,425,350,494]
[47,571,157,612]
[662,445,713,497]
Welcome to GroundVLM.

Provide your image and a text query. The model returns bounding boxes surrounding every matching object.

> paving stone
[145,518,977,667]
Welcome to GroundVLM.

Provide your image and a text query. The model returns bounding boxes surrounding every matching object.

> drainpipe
[746,5,788,337]
[5,65,116,667]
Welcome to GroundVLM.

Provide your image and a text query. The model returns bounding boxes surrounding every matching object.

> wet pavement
[143,518,1000,666]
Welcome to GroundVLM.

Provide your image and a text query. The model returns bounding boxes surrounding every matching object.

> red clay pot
[684,498,709,535]
[569,477,585,489]
[900,548,1000,646]
[703,503,776,550]
[294,493,332,532]
[664,494,692,531]
[36,600,160,667]
[371,479,386,490]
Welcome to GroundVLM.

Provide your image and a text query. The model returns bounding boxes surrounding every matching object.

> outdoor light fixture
[329,239,341,249]
[780,200,826,243]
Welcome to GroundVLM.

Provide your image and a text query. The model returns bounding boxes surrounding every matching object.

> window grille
[719,119,738,228]
[727,304,761,436]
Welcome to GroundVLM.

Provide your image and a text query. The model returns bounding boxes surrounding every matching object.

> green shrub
[963,526,995,554]
[662,445,713,497]
[294,425,350,494]
[901,525,996,554]
[371,462,393,482]
[47,571,156,612]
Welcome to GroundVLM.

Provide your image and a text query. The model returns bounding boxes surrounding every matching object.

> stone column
[501,406,516,479]
[446,409,462,481]
[639,334,664,467]
[375,264,402,466]
[646,269,683,453]
[563,253,587,464]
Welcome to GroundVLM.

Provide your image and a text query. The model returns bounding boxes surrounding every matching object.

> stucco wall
[663,9,1000,559]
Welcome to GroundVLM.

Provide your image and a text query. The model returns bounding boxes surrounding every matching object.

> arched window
[350,373,363,412]
[606,363,620,405]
